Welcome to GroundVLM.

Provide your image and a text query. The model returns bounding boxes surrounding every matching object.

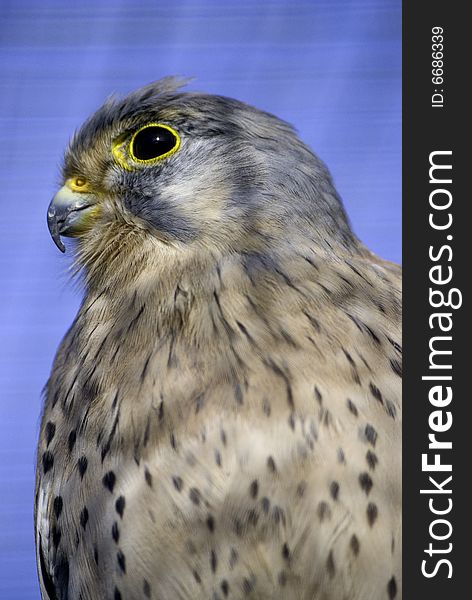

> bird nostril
[67,176,92,193]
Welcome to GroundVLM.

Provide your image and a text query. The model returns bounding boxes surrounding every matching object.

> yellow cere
[67,177,94,193]
[112,123,181,170]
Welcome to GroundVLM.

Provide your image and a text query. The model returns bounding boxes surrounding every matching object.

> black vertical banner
[404,3,467,598]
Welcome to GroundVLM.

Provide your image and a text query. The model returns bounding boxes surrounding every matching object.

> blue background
[0,1,401,597]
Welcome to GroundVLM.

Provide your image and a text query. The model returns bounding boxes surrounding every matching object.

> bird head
[48,78,355,287]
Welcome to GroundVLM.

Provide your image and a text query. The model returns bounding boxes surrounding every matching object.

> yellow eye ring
[112,123,180,170]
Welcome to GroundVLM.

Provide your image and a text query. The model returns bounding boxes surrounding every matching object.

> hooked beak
[47,185,98,252]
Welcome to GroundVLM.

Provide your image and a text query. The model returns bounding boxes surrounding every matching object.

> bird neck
[77,237,365,358]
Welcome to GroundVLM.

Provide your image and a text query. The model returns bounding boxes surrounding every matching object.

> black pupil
[132,126,176,161]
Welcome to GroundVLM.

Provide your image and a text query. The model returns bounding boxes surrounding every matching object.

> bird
[36,77,401,600]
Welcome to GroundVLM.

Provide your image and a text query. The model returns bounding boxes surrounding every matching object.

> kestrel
[37,78,401,600]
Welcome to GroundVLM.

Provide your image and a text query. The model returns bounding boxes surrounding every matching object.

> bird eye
[129,124,180,163]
